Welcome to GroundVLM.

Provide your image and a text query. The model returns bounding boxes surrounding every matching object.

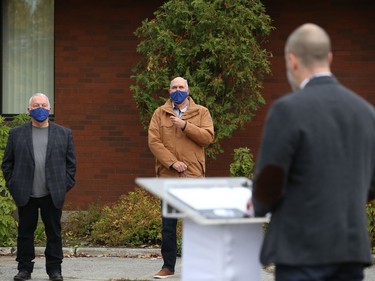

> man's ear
[288,52,299,70]
[328,52,333,65]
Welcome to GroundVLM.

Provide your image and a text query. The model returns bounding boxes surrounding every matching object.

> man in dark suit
[2,93,76,281]
[251,23,375,281]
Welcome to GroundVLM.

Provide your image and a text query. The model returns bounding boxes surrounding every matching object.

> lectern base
[181,218,263,281]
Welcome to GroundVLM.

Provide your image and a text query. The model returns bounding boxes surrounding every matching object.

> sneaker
[13,270,31,281]
[153,268,174,279]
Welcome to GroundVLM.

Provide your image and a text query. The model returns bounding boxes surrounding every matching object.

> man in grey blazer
[2,93,76,281]
[251,23,375,280]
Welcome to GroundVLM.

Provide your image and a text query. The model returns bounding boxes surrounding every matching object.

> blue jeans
[160,203,177,272]
[275,263,365,281]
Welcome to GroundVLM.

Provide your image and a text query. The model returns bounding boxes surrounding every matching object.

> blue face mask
[29,107,50,122]
[170,90,188,105]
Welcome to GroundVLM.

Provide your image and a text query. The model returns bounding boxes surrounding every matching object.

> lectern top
[135,177,268,225]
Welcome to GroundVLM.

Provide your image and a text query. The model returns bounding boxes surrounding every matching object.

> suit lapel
[25,122,35,160]
[46,122,55,160]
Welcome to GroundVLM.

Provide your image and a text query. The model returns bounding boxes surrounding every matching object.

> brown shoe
[153,268,174,279]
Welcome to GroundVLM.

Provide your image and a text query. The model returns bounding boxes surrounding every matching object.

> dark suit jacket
[1,121,76,209]
[253,76,375,266]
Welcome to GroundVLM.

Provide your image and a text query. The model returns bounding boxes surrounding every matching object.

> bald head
[285,23,331,69]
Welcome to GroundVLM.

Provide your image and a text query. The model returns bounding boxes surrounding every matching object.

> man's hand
[245,198,255,217]
[170,116,186,129]
[172,161,188,173]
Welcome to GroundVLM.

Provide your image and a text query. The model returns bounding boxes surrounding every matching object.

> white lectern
[135,177,268,281]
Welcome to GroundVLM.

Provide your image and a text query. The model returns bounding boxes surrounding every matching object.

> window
[2,0,54,115]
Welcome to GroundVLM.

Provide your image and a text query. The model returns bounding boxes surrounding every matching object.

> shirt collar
[300,72,332,89]
[173,101,189,117]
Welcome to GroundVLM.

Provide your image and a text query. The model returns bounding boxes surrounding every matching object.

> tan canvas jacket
[148,97,214,178]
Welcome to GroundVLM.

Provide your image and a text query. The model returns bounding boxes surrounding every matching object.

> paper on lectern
[167,186,251,215]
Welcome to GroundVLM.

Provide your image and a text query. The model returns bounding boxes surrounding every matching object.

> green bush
[0,114,30,246]
[63,188,183,255]
[367,201,375,252]
[229,147,254,178]
[131,0,274,159]
[91,188,163,247]
[0,181,17,246]
[62,202,102,247]
[34,223,47,246]
[61,185,374,256]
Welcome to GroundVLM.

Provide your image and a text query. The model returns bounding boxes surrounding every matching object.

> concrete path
[0,247,374,281]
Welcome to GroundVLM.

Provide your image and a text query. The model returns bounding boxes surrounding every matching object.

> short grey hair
[170,77,189,90]
[29,93,51,108]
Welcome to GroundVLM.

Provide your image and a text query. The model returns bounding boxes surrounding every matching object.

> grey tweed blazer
[1,121,76,209]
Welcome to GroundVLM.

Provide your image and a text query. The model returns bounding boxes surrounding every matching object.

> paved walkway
[0,247,374,281]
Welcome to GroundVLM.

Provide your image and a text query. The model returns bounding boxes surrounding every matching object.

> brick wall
[54,0,165,208]
[54,0,375,209]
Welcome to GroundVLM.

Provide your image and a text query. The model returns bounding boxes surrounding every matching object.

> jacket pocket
[160,122,175,149]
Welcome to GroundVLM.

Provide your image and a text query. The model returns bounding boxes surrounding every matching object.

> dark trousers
[275,263,365,281]
[161,204,178,272]
[17,195,63,275]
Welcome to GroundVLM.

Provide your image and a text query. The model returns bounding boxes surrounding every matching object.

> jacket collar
[300,72,332,89]
[304,75,338,88]
[161,97,200,118]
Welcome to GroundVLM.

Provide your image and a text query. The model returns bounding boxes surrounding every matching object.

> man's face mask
[170,90,188,104]
[29,107,50,122]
